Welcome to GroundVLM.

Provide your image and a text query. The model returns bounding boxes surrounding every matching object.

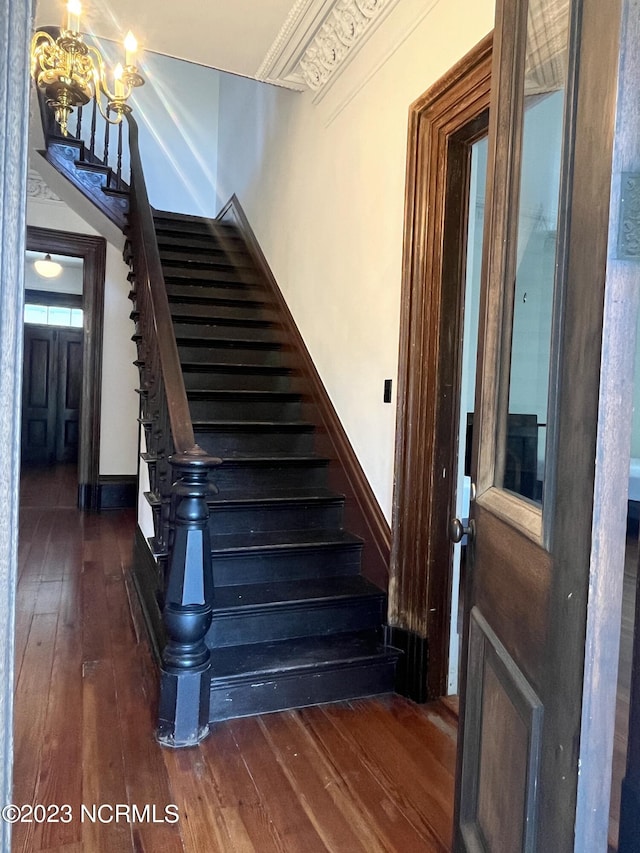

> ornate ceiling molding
[256,0,400,96]
[27,168,61,202]
[255,0,314,87]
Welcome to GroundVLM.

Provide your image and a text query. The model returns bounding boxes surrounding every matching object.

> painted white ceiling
[33,0,299,79]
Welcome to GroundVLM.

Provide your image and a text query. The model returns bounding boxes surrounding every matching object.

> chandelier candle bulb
[66,0,81,32]
[114,63,124,98]
[124,31,137,68]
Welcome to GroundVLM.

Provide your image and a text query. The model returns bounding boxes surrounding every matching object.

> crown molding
[27,168,61,202]
[255,0,316,88]
[256,0,401,95]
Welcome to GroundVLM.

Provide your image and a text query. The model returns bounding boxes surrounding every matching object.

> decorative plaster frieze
[299,0,389,90]
[27,168,61,202]
[256,0,400,95]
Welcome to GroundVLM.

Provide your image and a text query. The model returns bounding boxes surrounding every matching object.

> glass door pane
[496,0,570,505]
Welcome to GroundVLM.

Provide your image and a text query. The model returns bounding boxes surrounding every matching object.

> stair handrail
[127,112,220,747]
[126,113,200,455]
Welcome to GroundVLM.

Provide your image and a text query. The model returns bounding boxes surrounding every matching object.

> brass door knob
[449,517,474,543]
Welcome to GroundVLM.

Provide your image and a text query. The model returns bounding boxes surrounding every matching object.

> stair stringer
[31,149,125,249]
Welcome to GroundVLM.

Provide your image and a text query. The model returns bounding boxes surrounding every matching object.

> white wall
[77,39,221,217]
[26,196,139,476]
[216,0,495,521]
[132,51,221,216]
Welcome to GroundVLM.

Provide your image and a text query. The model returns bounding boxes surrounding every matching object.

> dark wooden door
[55,329,83,463]
[22,325,83,465]
[454,0,631,849]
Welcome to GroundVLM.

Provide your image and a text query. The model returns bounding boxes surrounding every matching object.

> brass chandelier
[31,0,144,137]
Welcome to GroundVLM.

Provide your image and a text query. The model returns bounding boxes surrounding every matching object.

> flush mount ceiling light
[34,254,63,278]
[30,0,144,136]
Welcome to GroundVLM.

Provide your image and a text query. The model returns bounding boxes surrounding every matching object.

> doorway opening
[391,33,492,701]
[447,135,487,695]
[22,249,84,471]
[24,227,106,510]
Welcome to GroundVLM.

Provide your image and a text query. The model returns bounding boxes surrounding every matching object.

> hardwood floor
[13,465,457,853]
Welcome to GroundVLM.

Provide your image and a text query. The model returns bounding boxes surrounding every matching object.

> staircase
[33,72,400,738]
[137,210,399,722]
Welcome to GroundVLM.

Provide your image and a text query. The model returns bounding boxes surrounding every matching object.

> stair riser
[207,500,344,535]
[157,233,245,251]
[178,344,288,366]
[154,221,242,241]
[183,371,299,393]
[159,247,249,267]
[167,283,267,303]
[213,463,328,492]
[208,659,397,722]
[194,428,315,456]
[206,597,385,649]
[188,397,302,421]
[211,545,363,587]
[163,268,261,285]
[160,255,255,275]
[173,323,282,343]
[170,304,279,323]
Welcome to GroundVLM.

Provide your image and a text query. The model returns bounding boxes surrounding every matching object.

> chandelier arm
[30,30,56,55]
[87,45,116,101]
[93,90,125,125]
[30,30,56,77]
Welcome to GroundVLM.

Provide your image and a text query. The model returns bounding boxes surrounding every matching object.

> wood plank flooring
[13,465,457,852]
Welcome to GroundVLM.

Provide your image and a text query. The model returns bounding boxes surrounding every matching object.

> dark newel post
[156,449,219,748]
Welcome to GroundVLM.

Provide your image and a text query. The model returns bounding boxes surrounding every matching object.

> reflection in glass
[498,0,570,505]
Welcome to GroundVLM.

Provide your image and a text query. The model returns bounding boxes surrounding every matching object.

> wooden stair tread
[168,294,270,308]
[176,334,283,348]
[216,454,327,467]
[213,576,383,612]
[159,249,254,267]
[164,269,261,284]
[193,419,313,430]
[207,487,344,506]
[211,632,399,681]
[182,362,293,374]
[187,389,301,400]
[209,528,362,554]
[172,314,279,328]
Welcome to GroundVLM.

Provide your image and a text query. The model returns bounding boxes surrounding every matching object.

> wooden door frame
[389,33,492,700]
[25,226,106,509]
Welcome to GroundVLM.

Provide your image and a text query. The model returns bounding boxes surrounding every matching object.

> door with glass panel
[453,0,628,849]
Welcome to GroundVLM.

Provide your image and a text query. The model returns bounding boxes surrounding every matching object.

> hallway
[13,466,457,852]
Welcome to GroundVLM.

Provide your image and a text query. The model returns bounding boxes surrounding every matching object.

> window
[24,304,83,328]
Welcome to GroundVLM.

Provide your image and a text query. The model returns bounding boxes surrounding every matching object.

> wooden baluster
[89,98,97,158]
[103,105,110,167]
[117,120,123,187]
[75,105,83,140]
